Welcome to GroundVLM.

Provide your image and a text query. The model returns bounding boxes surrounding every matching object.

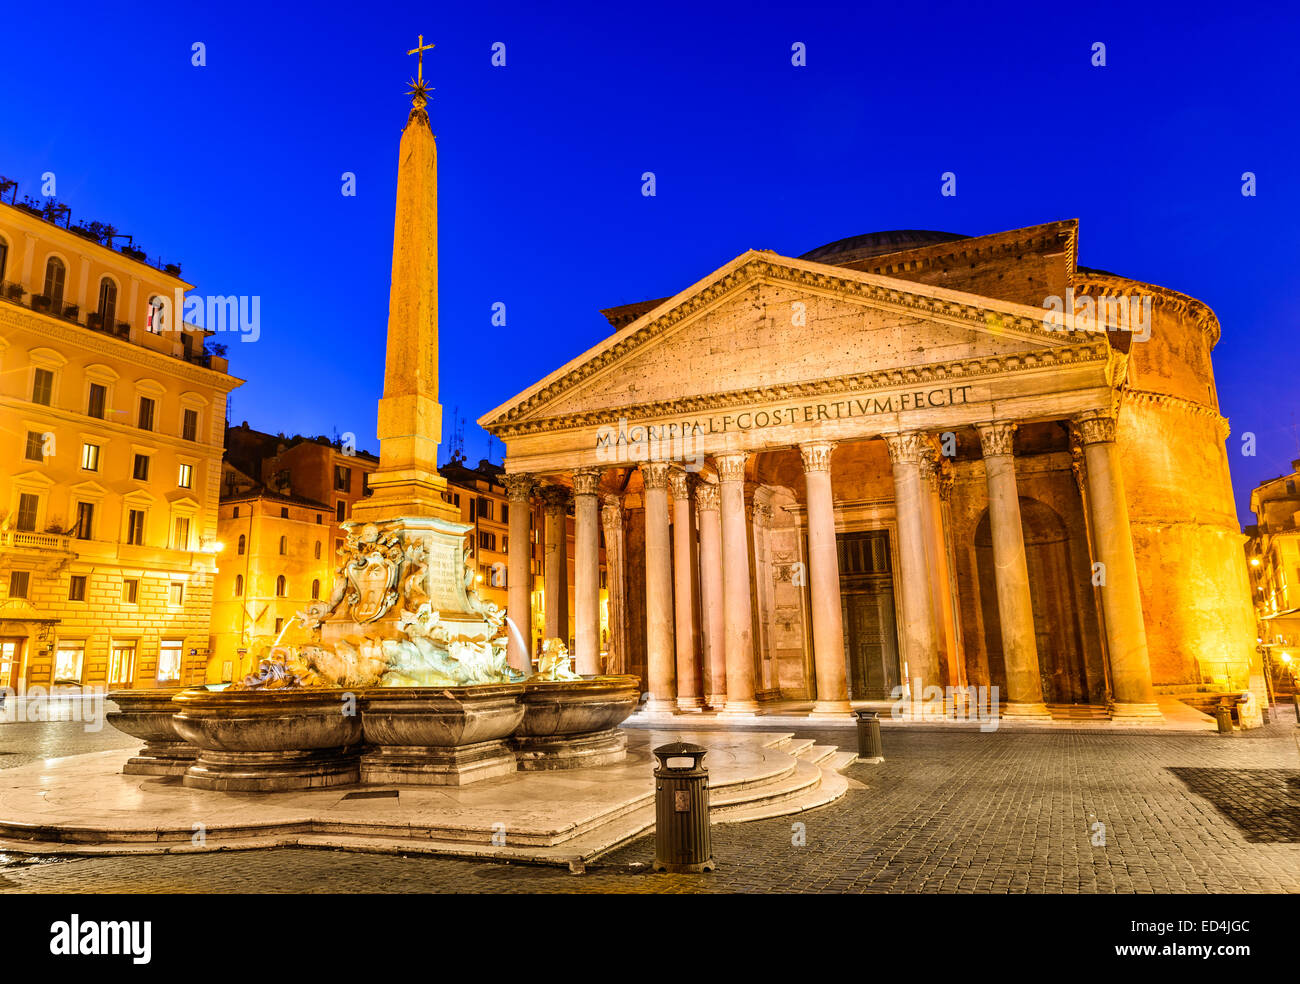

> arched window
[314,541,321,560]
[275,575,286,597]
[97,278,118,330]
[43,257,66,310]
[0,236,8,284]
[237,534,246,555]
[279,535,287,555]
[146,295,165,334]
[234,574,243,596]
[311,579,320,600]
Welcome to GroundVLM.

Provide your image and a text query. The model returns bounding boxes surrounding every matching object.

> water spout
[504,616,530,673]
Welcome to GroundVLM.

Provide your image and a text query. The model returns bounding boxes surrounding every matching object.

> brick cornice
[0,303,243,392]
[1074,271,1221,346]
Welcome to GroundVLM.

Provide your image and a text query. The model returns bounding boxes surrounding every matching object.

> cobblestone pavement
[1,710,1298,893]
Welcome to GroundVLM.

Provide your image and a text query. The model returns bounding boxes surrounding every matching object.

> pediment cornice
[482,252,1098,430]
[492,338,1110,438]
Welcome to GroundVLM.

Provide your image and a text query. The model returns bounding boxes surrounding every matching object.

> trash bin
[652,741,715,873]
[1214,703,1234,734]
[854,709,884,762]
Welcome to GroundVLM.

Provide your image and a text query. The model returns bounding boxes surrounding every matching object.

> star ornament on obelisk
[351,33,459,524]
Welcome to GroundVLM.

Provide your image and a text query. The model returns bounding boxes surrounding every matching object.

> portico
[479,236,1195,723]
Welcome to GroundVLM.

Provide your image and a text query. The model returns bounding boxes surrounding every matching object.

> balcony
[0,529,73,553]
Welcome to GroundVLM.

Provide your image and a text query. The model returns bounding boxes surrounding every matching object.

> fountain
[108,55,638,791]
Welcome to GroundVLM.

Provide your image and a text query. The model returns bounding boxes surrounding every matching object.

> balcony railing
[0,530,73,552]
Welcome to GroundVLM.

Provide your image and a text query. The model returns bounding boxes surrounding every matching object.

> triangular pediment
[481,250,1102,430]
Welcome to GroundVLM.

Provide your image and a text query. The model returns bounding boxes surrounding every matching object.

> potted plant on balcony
[31,294,51,313]
[116,321,131,337]
[62,304,79,322]
[4,282,23,300]
[163,263,181,276]
[86,312,102,330]
[121,244,146,261]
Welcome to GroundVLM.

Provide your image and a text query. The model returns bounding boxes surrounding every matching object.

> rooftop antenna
[449,406,465,464]
[486,433,496,463]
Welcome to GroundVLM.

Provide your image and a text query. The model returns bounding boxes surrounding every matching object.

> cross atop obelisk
[352,34,458,523]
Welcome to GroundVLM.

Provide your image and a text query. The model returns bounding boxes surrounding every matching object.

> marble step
[711,757,826,813]
[821,750,859,771]
[713,767,850,824]
[795,744,838,767]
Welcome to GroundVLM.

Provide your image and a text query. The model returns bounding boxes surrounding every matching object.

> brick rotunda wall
[1077,274,1258,694]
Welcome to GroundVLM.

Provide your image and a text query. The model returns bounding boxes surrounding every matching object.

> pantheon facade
[480,221,1260,722]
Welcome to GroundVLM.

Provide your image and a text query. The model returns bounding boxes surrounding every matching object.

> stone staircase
[710,737,857,823]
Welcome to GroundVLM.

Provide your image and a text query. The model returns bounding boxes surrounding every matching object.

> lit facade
[1245,461,1300,696]
[0,196,239,692]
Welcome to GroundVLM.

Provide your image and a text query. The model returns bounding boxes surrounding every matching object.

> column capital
[502,473,535,502]
[713,451,748,483]
[539,484,571,511]
[798,440,836,473]
[883,430,928,466]
[976,421,1017,458]
[667,467,694,500]
[753,501,774,526]
[641,461,673,491]
[695,481,720,513]
[600,495,623,530]
[571,467,603,497]
[1073,410,1117,446]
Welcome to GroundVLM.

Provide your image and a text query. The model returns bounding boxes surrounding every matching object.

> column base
[675,696,704,712]
[716,699,760,717]
[705,693,727,710]
[810,699,853,717]
[640,697,679,717]
[1109,702,1164,725]
[1000,701,1053,722]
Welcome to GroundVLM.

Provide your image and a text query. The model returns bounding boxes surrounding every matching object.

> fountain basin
[106,689,198,776]
[513,675,640,770]
[358,684,525,785]
[171,688,362,792]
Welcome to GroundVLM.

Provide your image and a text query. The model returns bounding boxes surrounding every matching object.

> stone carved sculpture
[532,638,581,681]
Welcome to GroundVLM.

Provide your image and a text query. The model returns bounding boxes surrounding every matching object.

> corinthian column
[715,451,758,714]
[884,432,941,696]
[1075,410,1162,722]
[695,482,726,707]
[572,468,603,676]
[601,496,627,674]
[642,461,677,713]
[540,485,571,645]
[800,441,851,714]
[920,445,961,694]
[976,422,1050,719]
[503,473,535,673]
[669,469,702,710]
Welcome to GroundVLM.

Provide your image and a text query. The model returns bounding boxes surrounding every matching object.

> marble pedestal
[513,728,628,771]
[358,684,524,786]
[106,690,199,777]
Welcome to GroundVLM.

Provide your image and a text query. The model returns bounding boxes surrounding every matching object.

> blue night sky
[1,1,1296,525]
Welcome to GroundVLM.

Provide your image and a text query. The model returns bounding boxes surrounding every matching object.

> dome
[799,229,969,266]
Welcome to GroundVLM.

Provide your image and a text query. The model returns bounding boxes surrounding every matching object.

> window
[53,640,84,684]
[314,541,322,560]
[8,570,30,599]
[178,463,193,489]
[108,644,136,687]
[32,367,53,405]
[234,574,244,596]
[122,579,138,604]
[274,617,283,634]
[279,535,287,555]
[68,575,86,601]
[168,582,184,607]
[138,396,155,431]
[173,516,191,550]
[24,431,45,462]
[280,507,289,518]
[311,579,320,600]
[132,454,150,481]
[43,257,65,310]
[477,497,494,521]
[233,507,240,518]
[146,295,164,333]
[182,408,198,441]
[0,237,7,283]
[157,640,183,682]
[237,534,246,555]
[15,494,38,532]
[502,503,509,523]
[97,277,118,329]
[74,501,94,540]
[275,575,286,597]
[502,535,508,553]
[334,465,351,492]
[334,538,342,557]
[87,383,107,419]
[126,509,145,545]
[80,443,100,471]
[316,514,322,525]
[336,500,346,522]
[478,530,496,550]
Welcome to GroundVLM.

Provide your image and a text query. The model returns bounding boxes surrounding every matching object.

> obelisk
[352,39,459,524]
